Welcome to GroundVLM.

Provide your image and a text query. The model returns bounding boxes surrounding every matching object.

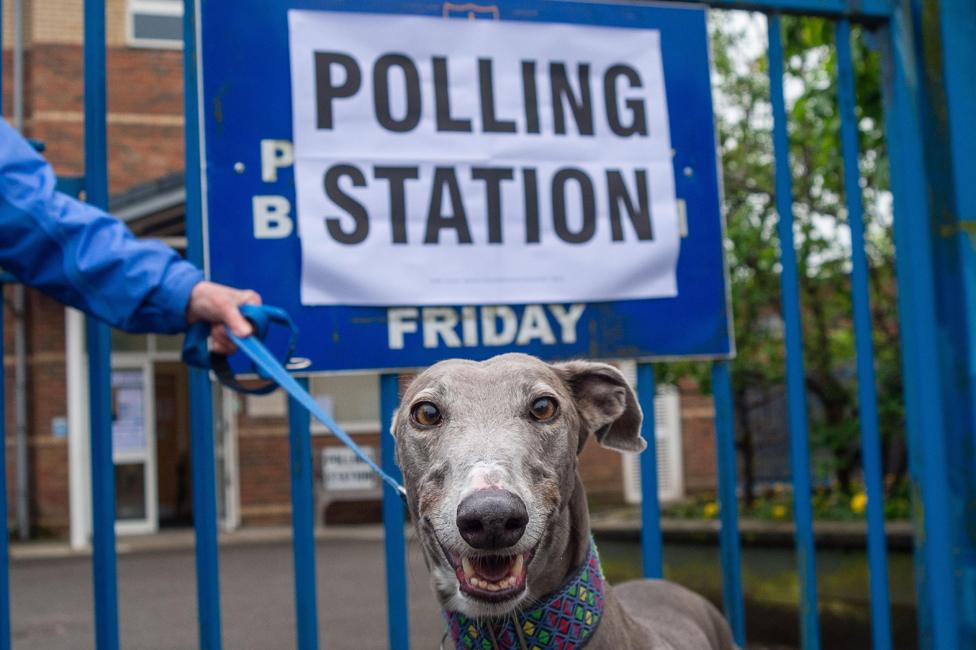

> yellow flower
[851,492,868,514]
[771,504,788,520]
[703,502,719,518]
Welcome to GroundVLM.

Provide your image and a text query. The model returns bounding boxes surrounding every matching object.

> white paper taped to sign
[288,10,680,306]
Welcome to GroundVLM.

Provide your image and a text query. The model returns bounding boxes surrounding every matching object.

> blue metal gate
[0,1,974,649]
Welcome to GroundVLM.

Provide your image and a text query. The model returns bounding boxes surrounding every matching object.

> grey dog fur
[391,353,736,650]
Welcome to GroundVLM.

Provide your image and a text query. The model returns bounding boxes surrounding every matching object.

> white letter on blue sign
[422,308,462,349]
[516,305,556,345]
[388,308,419,350]
[253,196,294,239]
[261,139,294,182]
[548,304,586,344]
[481,306,518,346]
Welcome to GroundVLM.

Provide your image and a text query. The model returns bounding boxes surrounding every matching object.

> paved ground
[10,535,445,649]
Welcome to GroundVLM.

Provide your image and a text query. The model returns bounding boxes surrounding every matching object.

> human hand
[186,281,262,355]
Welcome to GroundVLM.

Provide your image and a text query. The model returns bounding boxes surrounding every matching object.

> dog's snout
[456,490,528,550]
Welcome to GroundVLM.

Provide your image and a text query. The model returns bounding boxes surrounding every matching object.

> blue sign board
[196,0,731,372]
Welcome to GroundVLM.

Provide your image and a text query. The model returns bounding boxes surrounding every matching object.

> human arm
[0,118,257,345]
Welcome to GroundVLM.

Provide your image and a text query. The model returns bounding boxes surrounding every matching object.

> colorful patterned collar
[444,540,606,650]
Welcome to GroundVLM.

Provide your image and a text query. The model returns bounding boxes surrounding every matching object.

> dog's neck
[531,471,593,596]
[443,473,603,649]
[444,534,606,649]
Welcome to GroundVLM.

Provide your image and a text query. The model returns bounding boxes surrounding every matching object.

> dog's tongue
[474,556,512,582]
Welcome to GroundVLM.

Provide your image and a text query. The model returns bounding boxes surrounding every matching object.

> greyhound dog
[392,353,737,649]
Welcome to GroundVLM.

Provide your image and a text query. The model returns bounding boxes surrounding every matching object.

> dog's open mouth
[450,551,532,602]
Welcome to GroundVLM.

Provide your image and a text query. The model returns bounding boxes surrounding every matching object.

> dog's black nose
[456,489,528,550]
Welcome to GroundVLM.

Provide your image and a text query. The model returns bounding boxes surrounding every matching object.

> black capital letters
[607,169,653,241]
[374,166,420,243]
[314,52,361,130]
[551,168,596,244]
[433,57,473,132]
[604,65,648,137]
[373,54,422,133]
[425,167,473,244]
[523,168,541,243]
[471,167,514,243]
[549,62,594,136]
[324,164,369,244]
[522,61,541,134]
[478,59,517,133]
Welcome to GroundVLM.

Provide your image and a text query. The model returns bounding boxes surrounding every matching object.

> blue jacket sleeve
[0,119,203,334]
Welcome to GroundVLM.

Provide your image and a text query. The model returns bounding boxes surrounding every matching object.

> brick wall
[8,0,130,48]
[578,438,626,503]
[26,43,185,192]
[678,382,719,494]
[237,409,385,527]
[3,287,70,536]
[577,381,720,503]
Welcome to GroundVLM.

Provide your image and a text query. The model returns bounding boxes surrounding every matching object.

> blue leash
[182,304,407,502]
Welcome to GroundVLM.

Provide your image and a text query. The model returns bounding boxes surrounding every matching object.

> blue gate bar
[182,1,224,648]
[0,13,10,649]
[767,13,821,650]
[879,11,960,649]
[379,374,409,649]
[287,377,320,650]
[711,362,745,646]
[834,19,893,650]
[82,2,121,649]
[637,363,663,579]
[695,0,893,19]
[86,320,118,650]
[0,278,10,650]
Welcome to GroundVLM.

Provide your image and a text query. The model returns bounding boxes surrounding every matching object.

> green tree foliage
[669,15,904,500]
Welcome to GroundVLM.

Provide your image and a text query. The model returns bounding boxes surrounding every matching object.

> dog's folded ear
[554,361,646,454]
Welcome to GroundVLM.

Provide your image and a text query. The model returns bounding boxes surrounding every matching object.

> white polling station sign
[288,10,680,307]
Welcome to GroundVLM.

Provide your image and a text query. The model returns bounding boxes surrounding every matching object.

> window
[127,0,183,49]
[309,374,381,434]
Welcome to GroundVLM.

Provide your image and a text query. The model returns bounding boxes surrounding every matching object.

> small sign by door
[321,446,379,492]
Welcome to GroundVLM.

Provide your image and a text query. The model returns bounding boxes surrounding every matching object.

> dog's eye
[411,401,442,426]
[530,397,558,422]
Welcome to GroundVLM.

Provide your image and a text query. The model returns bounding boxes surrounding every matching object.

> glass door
[111,361,158,534]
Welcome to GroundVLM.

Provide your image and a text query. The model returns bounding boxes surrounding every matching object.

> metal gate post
[380,374,409,649]
[767,13,820,650]
[287,377,320,650]
[834,19,893,650]
[637,363,663,579]
[711,362,745,646]
[0,17,11,649]
[182,1,224,647]
[83,2,121,648]
[881,2,976,648]
[0,277,10,650]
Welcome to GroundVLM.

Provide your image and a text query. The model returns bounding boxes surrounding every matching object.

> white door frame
[111,354,158,535]
[219,387,242,530]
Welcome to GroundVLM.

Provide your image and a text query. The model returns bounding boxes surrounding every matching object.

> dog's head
[392,353,644,618]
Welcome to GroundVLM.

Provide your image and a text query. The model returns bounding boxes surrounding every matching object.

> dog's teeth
[485,582,499,592]
[513,554,524,577]
[461,557,475,579]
